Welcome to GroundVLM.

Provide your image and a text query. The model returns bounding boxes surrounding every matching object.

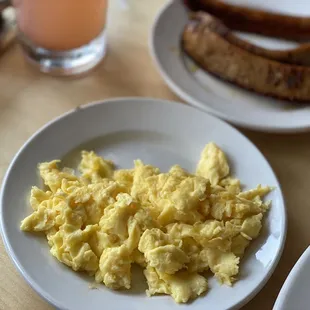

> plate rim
[273,246,310,310]
[149,0,310,133]
[0,97,287,310]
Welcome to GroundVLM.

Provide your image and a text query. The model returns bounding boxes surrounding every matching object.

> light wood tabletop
[0,1,309,309]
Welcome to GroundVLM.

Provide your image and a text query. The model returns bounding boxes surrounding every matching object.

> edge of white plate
[149,0,310,133]
[273,246,310,310]
[0,97,287,310]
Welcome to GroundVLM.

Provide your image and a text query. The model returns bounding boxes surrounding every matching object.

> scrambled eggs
[20,143,271,303]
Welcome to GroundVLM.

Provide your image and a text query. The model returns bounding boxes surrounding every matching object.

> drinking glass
[11,0,108,76]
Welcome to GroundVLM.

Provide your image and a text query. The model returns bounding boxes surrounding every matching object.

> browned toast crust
[191,12,310,67]
[185,0,310,42]
[182,13,310,102]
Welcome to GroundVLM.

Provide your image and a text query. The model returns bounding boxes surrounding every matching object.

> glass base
[19,29,107,76]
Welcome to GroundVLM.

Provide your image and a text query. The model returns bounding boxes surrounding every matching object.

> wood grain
[0,1,309,309]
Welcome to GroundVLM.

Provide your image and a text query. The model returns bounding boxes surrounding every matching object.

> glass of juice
[12,0,108,76]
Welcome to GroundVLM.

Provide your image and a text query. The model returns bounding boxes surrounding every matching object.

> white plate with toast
[150,0,310,132]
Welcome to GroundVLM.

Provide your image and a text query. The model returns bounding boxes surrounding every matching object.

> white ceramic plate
[0,98,286,310]
[150,0,310,132]
[273,246,310,310]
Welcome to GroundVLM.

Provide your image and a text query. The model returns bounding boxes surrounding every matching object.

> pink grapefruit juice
[13,0,108,51]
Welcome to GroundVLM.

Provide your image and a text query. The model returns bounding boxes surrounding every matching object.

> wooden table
[0,1,309,309]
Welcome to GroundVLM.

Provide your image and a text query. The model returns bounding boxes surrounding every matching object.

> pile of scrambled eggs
[20,143,271,303]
